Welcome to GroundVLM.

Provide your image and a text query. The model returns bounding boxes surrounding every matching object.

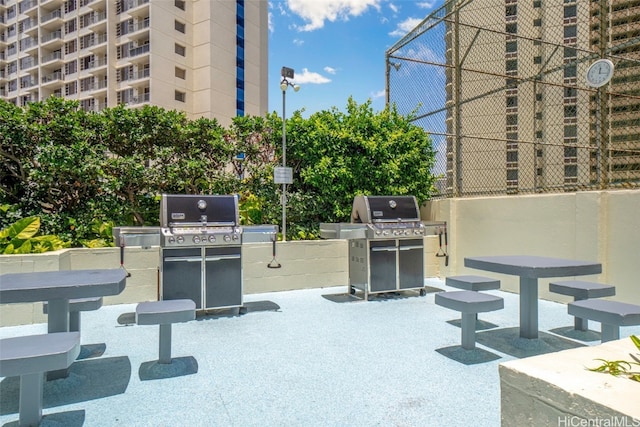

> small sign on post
[274,167,293,184]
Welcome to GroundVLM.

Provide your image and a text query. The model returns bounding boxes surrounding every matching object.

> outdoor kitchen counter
[464,255,602,339]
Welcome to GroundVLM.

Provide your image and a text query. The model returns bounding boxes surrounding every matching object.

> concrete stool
[568,299,640,342]
[446,275,501,291]
[446,275,501,324]
[44,296,103,332]
[435,291,504,350]
[549,280,615,331]
[136,299,196,364]
[0,332,80,427]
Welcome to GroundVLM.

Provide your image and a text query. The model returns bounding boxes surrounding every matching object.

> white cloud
[388,2,398,13]
[388,17,423,37]
[417,1,437,9]
[293,39,304,46]
[287,0,382,32]
[371,89,386,99]
[324,66,337,74]
[292,68,332,84]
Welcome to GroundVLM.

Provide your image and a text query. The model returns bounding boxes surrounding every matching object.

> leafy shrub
[0,216,70,254]
[0,97,437,245]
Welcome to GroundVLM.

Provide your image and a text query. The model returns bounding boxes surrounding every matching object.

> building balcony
[40,50,64,67]
[40,29,64,49]
[18,0,38,16]
[41,70,63,86]
[40,0,65,8]
[40,9,63,30]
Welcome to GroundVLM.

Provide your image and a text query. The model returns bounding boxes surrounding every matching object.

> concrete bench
[446,275,501,291]
[435,291,504,350]
[549,280,615,331]
[136,299,196,364]
[0,332,80,426]
[44,296,103,332]
[568,299,640,342]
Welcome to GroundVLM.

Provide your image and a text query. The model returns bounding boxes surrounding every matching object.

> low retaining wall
[0,236,441,327]
[499,338,640,426]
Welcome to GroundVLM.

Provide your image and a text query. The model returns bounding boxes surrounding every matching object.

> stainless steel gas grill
[321,195,443,300]
[160,194,244,312]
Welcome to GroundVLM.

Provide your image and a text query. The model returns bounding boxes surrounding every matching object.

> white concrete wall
[499,338,640,426]
[0,238,441,327]
[423,189,640,305]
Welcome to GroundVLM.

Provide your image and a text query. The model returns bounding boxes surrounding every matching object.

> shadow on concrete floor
[139,356,198,381]
[2,409,85,427]
[476,327,585,358]
[0,356,131,415]
[435,345,502,365]
[549,326,601,342]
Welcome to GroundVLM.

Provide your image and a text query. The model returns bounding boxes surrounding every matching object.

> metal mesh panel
[386,0,640,198]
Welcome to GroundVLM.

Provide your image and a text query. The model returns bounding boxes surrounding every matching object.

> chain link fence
[386,0,640,198]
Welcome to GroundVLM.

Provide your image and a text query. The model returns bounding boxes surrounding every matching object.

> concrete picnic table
[0,268,127,378]
[464,255,602,339]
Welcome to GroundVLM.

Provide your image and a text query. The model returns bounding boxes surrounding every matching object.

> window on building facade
[175,0,185,10]
[175,20,185,33]
[175,91,185,102]
[564,5,577,18]
[175,44,186,56]
[564,164,577,177]
[564,105,577,118]
[505,5,517,17]
[564,25,577,38]
[564,64,577,78]
[175,67,186,79]
[506,41,517,53]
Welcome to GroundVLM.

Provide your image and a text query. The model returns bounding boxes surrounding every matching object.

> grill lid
[160,194,239,227]
[351,195,421,223]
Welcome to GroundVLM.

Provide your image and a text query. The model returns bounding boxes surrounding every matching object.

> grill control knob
[168,236,176,244]
[232,234,239,241]
[383,230,390,236]
[404,230,410,235]
[224,235,231,242]
[176,236,184,244]
[208,235,216,243]
[193,235,200,244]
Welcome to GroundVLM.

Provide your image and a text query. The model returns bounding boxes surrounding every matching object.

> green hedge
[0,96,437,245]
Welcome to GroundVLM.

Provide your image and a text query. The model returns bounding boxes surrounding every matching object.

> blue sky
[267,0,444,118]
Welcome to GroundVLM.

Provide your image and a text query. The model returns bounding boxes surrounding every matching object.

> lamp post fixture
[278,66,300,242]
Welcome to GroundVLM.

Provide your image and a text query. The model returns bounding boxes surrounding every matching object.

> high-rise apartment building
[0,0,268,126]
[442,0,639,195]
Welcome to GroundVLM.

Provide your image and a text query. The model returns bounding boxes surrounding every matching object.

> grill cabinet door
[369,240,397,292]
[398,239,424,289]
[205,247,242,309]
[162,248,203,309]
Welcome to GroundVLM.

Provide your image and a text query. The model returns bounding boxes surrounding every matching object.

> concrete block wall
[0,237,442,327]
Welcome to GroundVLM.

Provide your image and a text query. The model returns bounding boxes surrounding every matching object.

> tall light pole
[277,66,299,241]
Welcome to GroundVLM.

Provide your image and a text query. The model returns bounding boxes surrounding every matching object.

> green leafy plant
[588,335,640,382]
[0,216,70,254]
